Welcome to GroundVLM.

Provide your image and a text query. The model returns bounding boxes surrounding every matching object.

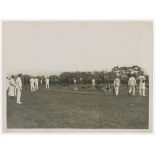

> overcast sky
[3,21,152,75]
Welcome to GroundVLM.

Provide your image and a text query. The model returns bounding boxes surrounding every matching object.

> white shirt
[92,79,95,83]
[114,78,120,87]
[137,75,146,84]
[30,78,35,85]
[128,77,137,86]
[35,78,38,84]
[46,78,49,83]
[10,78,16,87]
[16,77,22,90]
[8,78,16,96]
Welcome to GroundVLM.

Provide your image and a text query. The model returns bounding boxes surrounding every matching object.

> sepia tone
[3,21,153,132]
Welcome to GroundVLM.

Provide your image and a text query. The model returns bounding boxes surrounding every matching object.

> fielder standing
[73,78,77,90]
[113,75,120,96]
[16,74,22,104]
[35,77,39,90]
[8,75,16,98]
[137,73,146,96]
[92,78,96,88]
[30,77,36,92]
[40,78,43,84]
[128,74,137,96]
[46,77,50,89]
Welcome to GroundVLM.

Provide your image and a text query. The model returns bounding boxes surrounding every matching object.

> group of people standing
[113,73,147,96]
[6,74,22,104]
[29,77,39,92]
[6,73,147,105]
[73,73,147,97]
[6,75,51,104]
[29,77,50,92]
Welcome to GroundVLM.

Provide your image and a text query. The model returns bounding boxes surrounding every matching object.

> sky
[3,21,152,76]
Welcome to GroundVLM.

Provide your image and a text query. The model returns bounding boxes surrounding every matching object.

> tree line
[18,66,149,86]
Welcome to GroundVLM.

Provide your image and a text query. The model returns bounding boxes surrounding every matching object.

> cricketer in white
[16,74,22,104]
[137,73,146,96]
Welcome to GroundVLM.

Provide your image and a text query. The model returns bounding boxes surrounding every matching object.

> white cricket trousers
[129,86,135,95]
[46,83,49,88]
[30,84,35,92]
[35,83,38,89]
[17,89,21,103]
[139,84,146,96]
[92,83,95,88]
[114,86,119,96]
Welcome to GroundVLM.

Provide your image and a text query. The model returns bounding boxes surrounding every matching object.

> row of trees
[19,66,149,85]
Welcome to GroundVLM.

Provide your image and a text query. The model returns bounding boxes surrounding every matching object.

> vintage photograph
[3,21,153,132]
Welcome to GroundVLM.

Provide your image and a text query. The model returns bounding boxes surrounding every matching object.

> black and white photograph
[2,21,153,132]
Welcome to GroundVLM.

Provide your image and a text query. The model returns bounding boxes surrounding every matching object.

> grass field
[7,85,149,129]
